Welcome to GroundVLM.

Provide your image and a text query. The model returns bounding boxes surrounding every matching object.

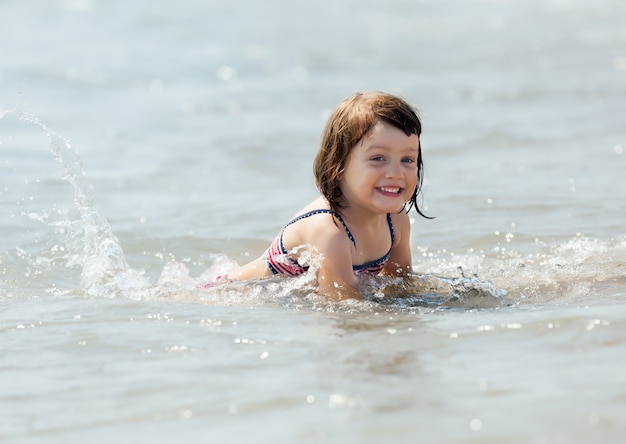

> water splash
[11,110,151,297]
[414,233,626,305]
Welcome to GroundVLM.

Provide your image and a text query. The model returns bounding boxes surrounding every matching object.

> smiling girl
[201,91,429,299]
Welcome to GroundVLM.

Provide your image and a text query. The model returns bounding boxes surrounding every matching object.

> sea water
[1,0,625,442]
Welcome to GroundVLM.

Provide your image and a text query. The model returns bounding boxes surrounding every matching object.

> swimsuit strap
[387,212,396,244]
[352,213,395,272]
[283,209,356,247]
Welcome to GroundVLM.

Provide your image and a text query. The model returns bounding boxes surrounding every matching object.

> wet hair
[313,91,429,218]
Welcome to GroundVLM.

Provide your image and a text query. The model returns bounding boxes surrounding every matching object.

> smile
[377,186,402,195]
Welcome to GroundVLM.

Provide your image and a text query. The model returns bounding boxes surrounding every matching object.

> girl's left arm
[383,211,413,276]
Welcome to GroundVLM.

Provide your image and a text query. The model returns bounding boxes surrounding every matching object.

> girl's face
[339,120,419,215]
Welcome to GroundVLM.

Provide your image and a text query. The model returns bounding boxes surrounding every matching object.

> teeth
[380,187,400,194]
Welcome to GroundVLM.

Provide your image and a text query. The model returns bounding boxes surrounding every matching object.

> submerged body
[223,98,424,299]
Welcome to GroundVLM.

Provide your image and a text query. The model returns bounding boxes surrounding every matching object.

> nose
[385,160,403,179]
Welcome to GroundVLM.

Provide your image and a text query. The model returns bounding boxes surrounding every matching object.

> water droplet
[469,418,483,431]
[216,65,237,82]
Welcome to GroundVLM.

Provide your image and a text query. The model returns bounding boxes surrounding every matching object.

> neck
[338,205,389,228]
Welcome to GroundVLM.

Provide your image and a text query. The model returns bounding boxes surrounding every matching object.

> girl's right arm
[313,229,362,300]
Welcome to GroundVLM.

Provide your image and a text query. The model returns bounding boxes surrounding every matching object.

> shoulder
[279,197,352,251]
[285,209,351,249]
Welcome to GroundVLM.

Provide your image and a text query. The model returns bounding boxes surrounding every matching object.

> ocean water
[1,0,625,442]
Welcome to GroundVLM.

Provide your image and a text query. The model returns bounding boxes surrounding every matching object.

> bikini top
[266,209,395,277]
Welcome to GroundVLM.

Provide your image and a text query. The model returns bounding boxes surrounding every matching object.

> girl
[203,91,428,299]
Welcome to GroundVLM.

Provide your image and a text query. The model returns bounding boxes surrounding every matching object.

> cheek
[407,171,419,190]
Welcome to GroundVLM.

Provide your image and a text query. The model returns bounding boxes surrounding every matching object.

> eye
[370,155,385,161]
[402,157,416,164]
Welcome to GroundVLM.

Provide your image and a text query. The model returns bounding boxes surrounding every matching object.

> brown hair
[313,91,429,218]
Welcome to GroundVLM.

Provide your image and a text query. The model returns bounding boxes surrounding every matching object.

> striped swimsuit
[267,209,395,276]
